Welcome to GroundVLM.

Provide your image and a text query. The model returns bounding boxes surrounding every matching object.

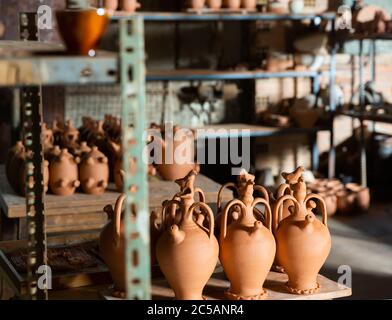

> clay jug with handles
[219,171,276,300]
[156,170,218,300]
[273,174,331,294]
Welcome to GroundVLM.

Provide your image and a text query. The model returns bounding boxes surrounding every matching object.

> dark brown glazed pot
[56,8,109,56]
[79,146,109,195]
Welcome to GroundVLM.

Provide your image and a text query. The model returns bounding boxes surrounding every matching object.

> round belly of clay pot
[156,163,197,181]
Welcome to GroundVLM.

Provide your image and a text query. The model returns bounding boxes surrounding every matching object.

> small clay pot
[190,0,206,9]
[207,0,222,9]
[60,120,80,154]
[6,141,25,192]
[42,123,54,156]
[336,191,356,215]
[79,146,109,195]
[267,0,287,14]
[225,0,241,9]
[290,107,320,129]
[121,0,141,13]
[346,183,370,211]
[241,0,256,10]
[52,120,64,145]
[105,0,118,12]
[319,192,337,216]
[49,149,80,196]
[56,8,109,56]
[74,141,92,159]
[288,0,304,14]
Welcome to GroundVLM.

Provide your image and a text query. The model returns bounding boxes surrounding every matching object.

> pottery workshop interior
[0,0,391,305]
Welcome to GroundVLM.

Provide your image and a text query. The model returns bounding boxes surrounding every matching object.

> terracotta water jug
[6,141,25,192]
[273,175,331,294]
[225,0,241,9]
[216,170,269,238]
[220,172,276,300]
[99,193,127,298]
[153,125,198,181]
[79,146,109,195]
[207,0,222,9]
[49,149,80,196]
[156,170,218,300]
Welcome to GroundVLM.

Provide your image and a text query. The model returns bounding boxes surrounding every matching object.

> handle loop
[305,193,328,227]
[188,202,215,239]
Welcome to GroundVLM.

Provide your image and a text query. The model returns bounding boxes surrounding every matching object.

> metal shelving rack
[125,11,338,177]
[340,35,392,187]
[0,14,149,300]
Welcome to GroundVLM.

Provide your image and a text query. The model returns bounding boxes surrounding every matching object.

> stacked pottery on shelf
[155,170,219,300]
[273,167,331,294]
[219,170,276,300]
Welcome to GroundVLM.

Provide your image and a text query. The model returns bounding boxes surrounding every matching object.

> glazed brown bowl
[56,8,109,56]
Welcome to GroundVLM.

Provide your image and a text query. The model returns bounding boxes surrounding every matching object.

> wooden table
[48,270,351,300]
[0,166,232,240]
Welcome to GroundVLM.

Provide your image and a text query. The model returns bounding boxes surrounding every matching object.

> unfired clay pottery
[241,0,256,10]
[105,0,118,12]
[154,126,198,181]
[6,141,25,192]
[49,149,80,196]
[273,174,331,294]
[207,0,222,9]
[225,0,241,10]
[79,146,109,195]
[99,193,126,298]
[220,171,275,300]
[121,0,141,13]
[216,170,270,238]
[190,0,206,10]
[156,170,218,300]
[56,7,109,55]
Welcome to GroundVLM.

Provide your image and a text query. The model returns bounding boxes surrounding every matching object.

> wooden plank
[0,166,232,218]
[53,271,351,300]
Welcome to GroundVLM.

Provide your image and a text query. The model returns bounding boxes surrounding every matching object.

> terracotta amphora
[220,171,276,300]
[6,141,25,192]
[216,170,270,238]
[225,0,241,9]
[99,193,127,298]
[207,0,222,10]
[49,149,80,196]
[79,146,109,195]
[242,0,257,10]
[121,0,141,12]
[153,125,198,181]
[156,170,218,300]
[56,7,109,56]
[273,175,331,294]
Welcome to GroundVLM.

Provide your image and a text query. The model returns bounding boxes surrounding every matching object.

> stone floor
[321,203,392,299]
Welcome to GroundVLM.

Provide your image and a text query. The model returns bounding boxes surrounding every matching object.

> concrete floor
[321,203,392,299]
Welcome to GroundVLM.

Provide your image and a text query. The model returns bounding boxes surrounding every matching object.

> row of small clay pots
[307,179,370,216]
[190,0,257,10]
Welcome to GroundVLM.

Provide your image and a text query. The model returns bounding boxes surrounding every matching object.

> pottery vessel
[241,0,256,9]
[156,170,218,300]
[6,141,25,192]
[216,170,270,238]
[99,193,127,297]
[60,120,80,154]
[267,0,287,14]
[49,149,80,196]
[273,172,331,294]
[74,141,92,159]
[220,171,276,300]
[225,0,241,10]
[288,0,304,14]
[42,123,54,156]
[346,183,370,211]
[190,0,206,10]
[207,0,222,9]
[153,125,198,181]
[56,7,109,56]
[121,0,141,12]
[79,146,109,195]
[105,0,118,12]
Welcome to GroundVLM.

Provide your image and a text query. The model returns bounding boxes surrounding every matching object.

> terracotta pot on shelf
[207,0,222,9]
[273,171,331,294]
[49,149,80,196]
[156,170,218,300]
[42,123,54,156]
[336,190,355,214]
[104,0,118,12]
[121,0,141,13]
[241,0,256,10]
[346,183,370,211]
[153,125,198,181]
[60,120,80,154]
[225,0,241,10]
[219,170,276,300]
[79,146,109,195]
[56,7,109,56]
[189,0,206,10]
[267,0,287,14]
